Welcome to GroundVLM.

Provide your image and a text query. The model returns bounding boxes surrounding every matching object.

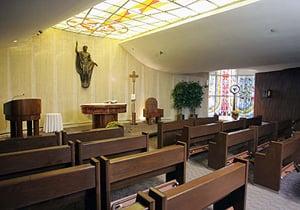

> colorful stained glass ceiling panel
[53,0,258,40]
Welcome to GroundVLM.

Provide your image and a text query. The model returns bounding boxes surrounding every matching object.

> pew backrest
[158,116,219,148]
[0,133,61,153]
[62,126,124,144]
[76,134,148,164]
[158,119,194,148]
[250,122,276,152]
[182,123,221,158]
[100,143,186,210]
[0,142,75,180]
[243,115,262,128]
[148,158,248,210]
[183,123,221,141]
[226,128,254,147]
[221,119,246,133]
[208,128,254,169]
[0,160,100,210]
[193,115,219,126]
[274,120,293,139]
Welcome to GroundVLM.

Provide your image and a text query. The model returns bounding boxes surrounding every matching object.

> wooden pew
[157,116,219,148]
[250,122,276,153]
[274,119,293,140]
[193,115,219,126]
[62,126,124,144]
[0,133,61,153]
[242,115,262,128]
[100,142,186,210]
[130,158,248,210]
[208,128,254,170]
[221,119,247,133]
[76,134,149,164]
[254,133,300,191]
[181,123,221,159]
[157,119,194,148]
[0,142,75,180]
[0,159,100,210]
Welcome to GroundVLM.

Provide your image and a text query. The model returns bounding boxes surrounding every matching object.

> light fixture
[53,0,260,40]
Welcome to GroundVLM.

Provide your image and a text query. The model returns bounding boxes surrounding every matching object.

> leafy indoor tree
[171,81,189,119]
[172,81,205,119]
[186,81,205,118]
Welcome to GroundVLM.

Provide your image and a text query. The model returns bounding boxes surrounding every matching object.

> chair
[143,97,164,124]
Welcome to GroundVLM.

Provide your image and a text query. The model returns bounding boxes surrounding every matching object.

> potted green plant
[172,81,188,120]
[186,81,205,118]
[105,121,123,128]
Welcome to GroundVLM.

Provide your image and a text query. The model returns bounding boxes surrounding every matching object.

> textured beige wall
[0,28,208,133]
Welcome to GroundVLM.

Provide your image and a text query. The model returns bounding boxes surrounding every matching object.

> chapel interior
[1,0,300,210]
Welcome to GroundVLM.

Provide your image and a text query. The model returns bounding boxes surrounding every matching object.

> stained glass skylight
[53,0,258,40]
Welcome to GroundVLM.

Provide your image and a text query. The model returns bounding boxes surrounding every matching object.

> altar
[81,103,127,128]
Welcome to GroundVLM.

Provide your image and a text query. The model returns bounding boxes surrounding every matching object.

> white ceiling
[121,0,300,73]
[0,0,104,47]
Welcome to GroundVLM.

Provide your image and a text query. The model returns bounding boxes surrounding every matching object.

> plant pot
[176,114,184,121]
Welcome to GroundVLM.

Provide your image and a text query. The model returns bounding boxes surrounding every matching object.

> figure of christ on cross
[129,71,139,125]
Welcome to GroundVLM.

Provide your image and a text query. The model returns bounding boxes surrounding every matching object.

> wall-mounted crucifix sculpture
[129,70,139,125]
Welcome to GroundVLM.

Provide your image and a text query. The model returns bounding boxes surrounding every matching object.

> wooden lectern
[3,99,41,138]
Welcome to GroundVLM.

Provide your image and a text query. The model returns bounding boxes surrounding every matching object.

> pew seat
[111,180,178,210]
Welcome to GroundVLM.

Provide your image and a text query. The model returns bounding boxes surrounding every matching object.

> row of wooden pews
[158,116,300,192]
[168,116,262,159]
[157,115,219,148]
[0,142,185,209]
[0,116,298,210]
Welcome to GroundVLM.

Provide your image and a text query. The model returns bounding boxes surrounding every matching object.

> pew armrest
[255,152,266,159]
[136,191,155,209]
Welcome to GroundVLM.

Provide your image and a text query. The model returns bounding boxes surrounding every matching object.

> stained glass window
[53,0,259,40]
[208,70,255,118]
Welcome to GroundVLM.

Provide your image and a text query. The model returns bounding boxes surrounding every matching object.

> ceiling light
[53,0,260,40]
[210,0,237,7]
[13,40,18,43]
[188,1,217,13]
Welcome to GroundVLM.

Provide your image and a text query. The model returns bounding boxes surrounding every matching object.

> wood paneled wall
[254,68,300,121]
[0,28,208,133]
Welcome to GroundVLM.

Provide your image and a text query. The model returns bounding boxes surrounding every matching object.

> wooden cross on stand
[129,71,139,125]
